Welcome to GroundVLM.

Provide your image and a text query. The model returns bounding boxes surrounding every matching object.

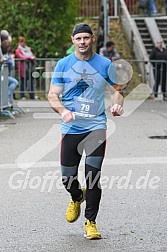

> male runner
[48,23,124,239]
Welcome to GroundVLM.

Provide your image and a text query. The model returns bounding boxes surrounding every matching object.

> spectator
[138,0,148,15]
[99,41,120,61]
[1,39,18,106]
[15,36,36,100]
[0,39,2,59]
[1,30,10,43]
[165,0,167,15]
[0,30,11,62]
[150,39,167,101]
[147,0,157,16]
[66,44,75,56]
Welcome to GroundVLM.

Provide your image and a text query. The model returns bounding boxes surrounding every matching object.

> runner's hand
[110,104,124,116]
[60,108,75,123]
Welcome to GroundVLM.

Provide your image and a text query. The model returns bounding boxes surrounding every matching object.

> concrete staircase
[156,18,167,46]
[134,18,154,55]
[133,17,167,58]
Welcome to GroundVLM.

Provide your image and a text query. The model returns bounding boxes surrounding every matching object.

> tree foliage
[0,0,78,57]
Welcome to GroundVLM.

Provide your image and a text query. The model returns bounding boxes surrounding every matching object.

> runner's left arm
[107,84,124,116]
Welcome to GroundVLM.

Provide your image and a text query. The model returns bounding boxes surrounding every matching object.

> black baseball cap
[72,23,93,36]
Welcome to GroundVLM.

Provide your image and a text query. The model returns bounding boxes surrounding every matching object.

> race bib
[73,97,98,117]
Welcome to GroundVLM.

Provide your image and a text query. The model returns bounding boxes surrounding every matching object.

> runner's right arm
[48,84,74,123]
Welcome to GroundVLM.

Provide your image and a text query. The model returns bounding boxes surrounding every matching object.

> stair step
[157,23,167,26]
[138,28,148,31]
[147,49,153,53]
[156,20,167,23]
[159,28,167,31]
[135,20,145,23]
[135,23,145,26]
[144,43,153,45]
[147,45,153,48]
[159,33,167,36]
[136,23,145,27]
[140,34,150,37]
[145,45,154,49]
[141,37,151,39]
[140,31,149,34]
[142,38,152,41]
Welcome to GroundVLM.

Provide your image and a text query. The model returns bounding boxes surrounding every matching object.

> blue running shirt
[51,52,115,134]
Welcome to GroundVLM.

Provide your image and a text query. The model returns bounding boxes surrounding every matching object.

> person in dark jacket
[150,39,167,101]
[165,0,167,14]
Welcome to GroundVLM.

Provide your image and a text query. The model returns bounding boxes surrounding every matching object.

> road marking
[0,156,167,170]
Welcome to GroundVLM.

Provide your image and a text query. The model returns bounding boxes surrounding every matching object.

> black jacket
[150,47,167,67]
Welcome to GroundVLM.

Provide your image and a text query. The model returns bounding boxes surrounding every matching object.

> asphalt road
[0,98,167,252]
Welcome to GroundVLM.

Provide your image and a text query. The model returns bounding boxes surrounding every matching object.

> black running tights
[60,129,106,222]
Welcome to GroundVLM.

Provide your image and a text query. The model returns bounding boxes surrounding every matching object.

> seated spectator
[99,41,120,61]
[1,39,18,106]
[15,36,36,100]
[0,30,10,43]
[0,30,11,62]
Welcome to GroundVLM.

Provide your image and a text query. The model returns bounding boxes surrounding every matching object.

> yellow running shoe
[66,188,86,223]
[84,220,101,240]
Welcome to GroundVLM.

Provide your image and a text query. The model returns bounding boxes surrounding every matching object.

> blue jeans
[165,3,167,15]
[148,0,157,16]
[20,77,35,99]
[8,76,18,105]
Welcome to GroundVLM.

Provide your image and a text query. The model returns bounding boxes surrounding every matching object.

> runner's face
[71,33,94,55]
